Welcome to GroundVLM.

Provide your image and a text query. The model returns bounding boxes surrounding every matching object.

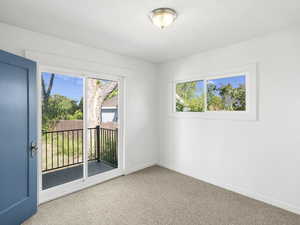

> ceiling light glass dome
[149,8,177,29]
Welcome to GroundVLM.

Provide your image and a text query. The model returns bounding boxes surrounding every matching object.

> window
[176,80,204,112]
[207,75,245,111]
[173,64,257,120]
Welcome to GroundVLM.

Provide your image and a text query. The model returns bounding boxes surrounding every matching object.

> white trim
[36,63,42,203]
[158,163,300,215]
[37,66,86,199]
[102,106,117,110]
[83,77,88,181]
[204,79,207,112]
[118,77,125,173]
[171,63,257,121]
[24,50,136,77]
[120,78,126,173]
[38,65,123,82]
[39,168,123,204]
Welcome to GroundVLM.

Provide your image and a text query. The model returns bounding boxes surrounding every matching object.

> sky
[42,72,83,102]
[194,75,245,96]
[44,73,244,102]
[195,80,204,96]
[208,75,245,88]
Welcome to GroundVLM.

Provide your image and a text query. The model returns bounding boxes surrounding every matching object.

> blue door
[0,50,37,225]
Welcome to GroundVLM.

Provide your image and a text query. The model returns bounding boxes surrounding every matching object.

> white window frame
[37,65,125,203]
[172,63,257,121]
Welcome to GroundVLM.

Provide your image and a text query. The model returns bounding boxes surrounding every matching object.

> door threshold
[39,168,123,204]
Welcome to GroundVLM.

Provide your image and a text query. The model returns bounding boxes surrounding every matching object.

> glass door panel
[86,77,119,177]
[41,72,84,190]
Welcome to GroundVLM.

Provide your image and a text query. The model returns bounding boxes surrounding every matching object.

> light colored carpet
[23,166,300,225]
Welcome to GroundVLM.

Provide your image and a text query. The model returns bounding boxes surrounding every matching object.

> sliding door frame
[37,65,125,204]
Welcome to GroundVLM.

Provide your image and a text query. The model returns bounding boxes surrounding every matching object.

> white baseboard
[124,161,157,175]
[158,163,300,215]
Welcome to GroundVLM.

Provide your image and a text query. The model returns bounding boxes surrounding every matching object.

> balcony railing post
[96,125,100,162]
[115,128,118,167]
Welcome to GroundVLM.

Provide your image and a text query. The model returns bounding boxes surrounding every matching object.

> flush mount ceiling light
[149,8,177,29]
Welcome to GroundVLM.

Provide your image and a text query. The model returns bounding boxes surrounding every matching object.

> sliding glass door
[41,73,84,190]
[86,78,119,177]
[39,67,122,201]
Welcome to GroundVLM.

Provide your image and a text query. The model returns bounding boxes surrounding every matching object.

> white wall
[158,26,300,214]
[0,22,159,173]
[2,21,300,214]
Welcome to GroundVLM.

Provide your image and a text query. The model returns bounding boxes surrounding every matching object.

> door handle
[31,141,38,157]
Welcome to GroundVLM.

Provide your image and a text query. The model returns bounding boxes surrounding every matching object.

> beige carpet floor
[23,166,300,225]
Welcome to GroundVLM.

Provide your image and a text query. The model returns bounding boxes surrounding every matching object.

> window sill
[169,111,257,121]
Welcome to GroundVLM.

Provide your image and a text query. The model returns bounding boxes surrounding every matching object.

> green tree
[68,110,83,120]
[232,84,246,111]
[186,96,205,112]
[78,97,83,112]
[219,84,234,110]
[42,74,55,130]
[176,81,205,112]
[208,95,223,111]
[42,95,81,130]
[207,82,246,111]
[176,99,184,111]
[41,73,55,107]
[207,83,223,110]
[105,88,118,101]
[176,82,197,101]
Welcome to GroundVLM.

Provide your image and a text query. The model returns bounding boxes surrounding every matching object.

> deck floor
[42,161,114,190]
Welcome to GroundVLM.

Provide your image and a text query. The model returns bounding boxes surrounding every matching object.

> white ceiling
[0,0,300,63]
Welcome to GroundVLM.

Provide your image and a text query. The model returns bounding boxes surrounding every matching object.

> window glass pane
[87,78,118,177]
[176,80,204,112]
[207,75,246,111]
[41,73,83,190]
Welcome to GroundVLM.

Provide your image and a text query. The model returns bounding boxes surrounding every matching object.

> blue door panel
[0,50,37,225]
[0,62,28,213]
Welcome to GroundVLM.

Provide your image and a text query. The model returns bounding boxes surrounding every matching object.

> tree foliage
[207,83,245,111]
[176,80,246,112]
[187,96,205,112]
[105,88,118,101]
[176,82,197,101]
[42,75,118,131]
[41,74,84,131]
[42,95,83,130]
[176,81,204,112]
